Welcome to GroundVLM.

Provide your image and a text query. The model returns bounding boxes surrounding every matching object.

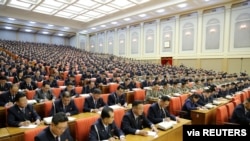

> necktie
[22,108,25,114]
[94,100,97,108]
[136,117,139,128]
[161,108,166,118]
[55,136,59,141]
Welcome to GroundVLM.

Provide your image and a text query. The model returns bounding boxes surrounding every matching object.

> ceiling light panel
[62,5,86,14]
[7,0,33,10]
[74,0,100,9]
[93,0,113,4]
[108,0,135,9]
[129,0,150,4]
[95,5,118,14]
[55,0,77,4]
[18,0,41,4]
[84,10,104,17]
[73,15,93,22]
[54,11,75,18]
[40,0,65,9]
[33,6,56,14]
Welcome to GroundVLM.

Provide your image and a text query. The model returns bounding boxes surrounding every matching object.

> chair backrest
[63,71,69,80]
[75,115,99,141]
[51,88,62,99]
[216,105,229,125]
[75,86,83,94]
[169,97,182,116]
[101,93,109,104]
[73,96,85,113]
[143,104,151,117]
[225,102,235,118]
[232,93,241,101]
[75,75,82,86]
[114,108,125,128]
[233,99,241,107]
[109,83,119,93]
[44,101,53,117]
[134,89,146,101]
[36,81,43,88]
[179,94,190,107]
[26,90,36,100]
[241,91,248,103]
[24,126,46,141]
[57,80,65,87]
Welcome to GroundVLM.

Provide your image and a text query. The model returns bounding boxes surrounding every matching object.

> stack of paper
[19,124,38,129]
[27,100,37,105]
[157,121,174,131]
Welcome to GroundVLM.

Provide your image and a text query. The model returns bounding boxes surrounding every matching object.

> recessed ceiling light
[138,14,146,17]
[91,27,96,30]
[48,24,54,27]
[43,31,49,34]
[100,25,106,27]
[5,26,12,29]
[8,18,15,21]
[25,29,32,32]
[64,27,69,29]
[156,9,165,13]
[58,33,64,36]
[30,21,36,24]
[111,21,118,24]
[204,0,210,1]
[124,18,131,21]
[177,3,187,8]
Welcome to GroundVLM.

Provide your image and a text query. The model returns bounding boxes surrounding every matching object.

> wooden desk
[191,99,229,125]
[0,128,10,141]
[125,91,134,104]
[100,85,110,94]
[0,107,6,128]
[125,118,191,141]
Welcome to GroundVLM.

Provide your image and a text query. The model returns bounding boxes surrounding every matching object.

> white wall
[0,29,71,46]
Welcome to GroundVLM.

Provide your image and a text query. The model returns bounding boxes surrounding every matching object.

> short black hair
[132,100,143,108]
[15,93,26,102]
[191,94,200,99]
[160,96,170,102]
[117,85,124,90]
[66,82,74,86]
[52,112,68,125]
[92,88,102,94]
[42,81,50,87]
[0,76,7,80]
[101,107,113,119]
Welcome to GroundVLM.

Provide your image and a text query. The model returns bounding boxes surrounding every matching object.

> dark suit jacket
[181,99,199,120]
[89,118,124,140]
[121,110,153,135]
[120,82,133,91]
[0,82,11,92]
[107,92,126,106]
[50,99,78,116]
[197,94,213,106]
[7,104,40,127]
[231,103,250,125]
[19,81,37,90]
[147,103,176,124]
[34,89,54,103]
[44,80,58,88]
[0,91,23,106]
[60,89,76,98]
[82,86,96,94]
[95,77,107,86]
[83,96,106,112]
[35,126,73,141]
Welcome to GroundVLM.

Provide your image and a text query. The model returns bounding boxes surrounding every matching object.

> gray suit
[34,89,55,103]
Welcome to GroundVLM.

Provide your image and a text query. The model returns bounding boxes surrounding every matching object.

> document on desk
[109,105,124,110]
[19,124,38,128]
[147,131,158,137]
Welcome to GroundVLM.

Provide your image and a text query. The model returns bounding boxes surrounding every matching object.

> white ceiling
[0,0,243,37]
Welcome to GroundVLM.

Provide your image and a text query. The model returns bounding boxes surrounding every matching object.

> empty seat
[168,97,182,116]
[75,116,99,141]
[134,89,146,101]
[74,96,85,113]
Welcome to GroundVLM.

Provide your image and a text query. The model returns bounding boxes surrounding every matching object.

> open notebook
[43,116,76,124]
[157,121,177,131]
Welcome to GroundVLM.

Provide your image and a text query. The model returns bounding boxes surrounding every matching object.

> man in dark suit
[44,75,58,88]
[0,83,21,107]
[7,93,41,127]
[0,76,11,93]
[82,81,96,94]
[59,82,77,98]
[121,100,158,135]
[83,88,106,112]
[231,98,250,125]
[108,85,126,106]
[89,107,125,141]
[120,78,133,91]
[50,91,78,116]
[95,72,108,87]
[19,75,37,90]
[35,112,73,141]
[141,76,152,89]
[147,96,180,124]
[34,82,55,103]
[197,88,213,106]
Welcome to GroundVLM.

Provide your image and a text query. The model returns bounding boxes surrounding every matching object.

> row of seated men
[4,88,250,141]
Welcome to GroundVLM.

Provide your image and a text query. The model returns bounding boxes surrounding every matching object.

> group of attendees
[0,39,250,141]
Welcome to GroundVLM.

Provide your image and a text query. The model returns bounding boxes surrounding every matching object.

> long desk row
[0,111,191,141]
